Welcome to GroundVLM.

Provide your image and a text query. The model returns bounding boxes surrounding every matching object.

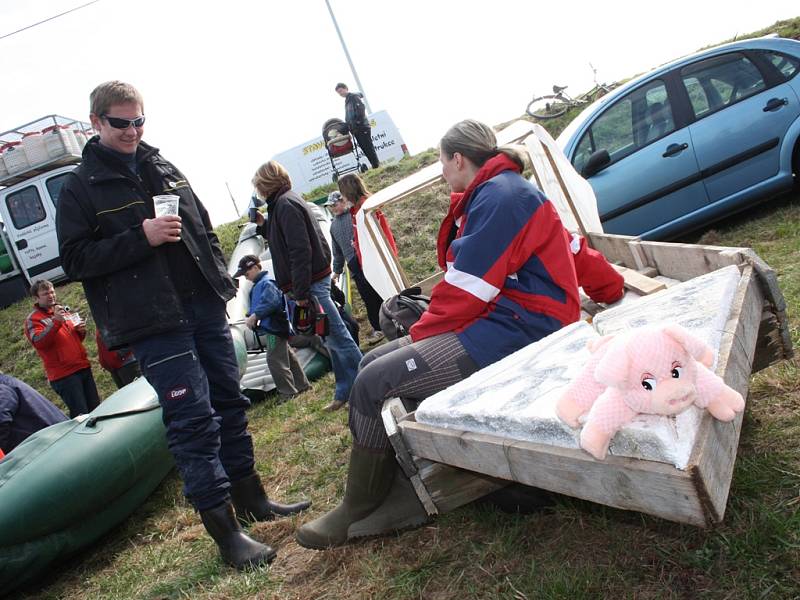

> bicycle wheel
[526,95,570,120]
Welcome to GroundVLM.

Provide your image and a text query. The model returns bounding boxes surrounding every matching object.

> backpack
[379,287,431,341]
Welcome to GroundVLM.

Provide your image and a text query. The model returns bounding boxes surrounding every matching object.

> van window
[6,186,47,230]
[45,173,70,208]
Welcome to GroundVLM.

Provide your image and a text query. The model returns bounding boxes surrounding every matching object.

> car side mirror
[581,149,611,178]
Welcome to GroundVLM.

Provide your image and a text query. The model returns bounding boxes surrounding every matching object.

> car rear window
[681,53,766,119]
[757,49,800,80]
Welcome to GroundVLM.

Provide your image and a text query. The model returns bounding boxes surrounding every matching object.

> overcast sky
[1,1,798,225]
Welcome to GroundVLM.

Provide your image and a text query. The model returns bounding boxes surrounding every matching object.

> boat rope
[84,403,161,428]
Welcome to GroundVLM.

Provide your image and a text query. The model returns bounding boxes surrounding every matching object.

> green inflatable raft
[0,377,173,595]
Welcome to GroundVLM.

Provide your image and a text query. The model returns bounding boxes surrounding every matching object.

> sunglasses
[102,114,146,129]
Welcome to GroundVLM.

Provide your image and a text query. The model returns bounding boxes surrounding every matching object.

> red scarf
[435,153,521,269]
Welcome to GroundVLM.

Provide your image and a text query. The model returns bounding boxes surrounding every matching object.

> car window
[572,79,673,173]
[681,53,766,119]
[6,186,46,230]
[45,172,70,208]
[757,50,800,80]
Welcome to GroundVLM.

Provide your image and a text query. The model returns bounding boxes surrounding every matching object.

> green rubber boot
[295,445,395,549]
[347,468,430,539]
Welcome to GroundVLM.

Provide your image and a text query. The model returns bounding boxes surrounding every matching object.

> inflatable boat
[0,377,172,594]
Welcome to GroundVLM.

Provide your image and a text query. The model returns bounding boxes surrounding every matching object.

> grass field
[3,18,800,600]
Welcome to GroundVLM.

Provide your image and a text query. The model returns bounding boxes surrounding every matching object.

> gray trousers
[348,333,478,450]
[267,335,310,397]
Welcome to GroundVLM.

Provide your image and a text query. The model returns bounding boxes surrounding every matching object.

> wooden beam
[540,142,587,239]
[689,266,762,522]
[612,264,667,295]
[397,418,708,526]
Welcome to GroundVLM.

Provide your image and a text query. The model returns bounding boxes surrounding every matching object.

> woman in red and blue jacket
[296,119,580,551]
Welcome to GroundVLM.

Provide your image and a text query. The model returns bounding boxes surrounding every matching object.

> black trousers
[347,257,384,332]
[352,126,380,169]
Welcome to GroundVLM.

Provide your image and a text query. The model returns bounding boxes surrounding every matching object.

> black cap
[234,254,260,278]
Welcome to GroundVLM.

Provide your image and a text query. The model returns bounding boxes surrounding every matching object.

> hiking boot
[323,399,346,412]
[230,472,311,525]
[200,501,276,569]
[347,468,430,539]
[295,445,395,549]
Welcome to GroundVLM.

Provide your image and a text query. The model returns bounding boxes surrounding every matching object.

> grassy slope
[4,17,800,600]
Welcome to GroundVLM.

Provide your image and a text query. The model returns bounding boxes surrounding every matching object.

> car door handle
[662,143,688,158]
[763,97,788,112]
[15,239,28,250]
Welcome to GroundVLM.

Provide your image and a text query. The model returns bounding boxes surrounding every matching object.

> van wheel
[360,163,369,173]
[332,173,339,183]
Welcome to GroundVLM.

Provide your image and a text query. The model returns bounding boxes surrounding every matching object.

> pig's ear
[663,324,714,367]
[594,336,631,388]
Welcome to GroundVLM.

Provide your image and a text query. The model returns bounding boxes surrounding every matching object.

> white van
[0,115,90,307]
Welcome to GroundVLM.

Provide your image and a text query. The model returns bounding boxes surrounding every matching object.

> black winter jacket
[57,138,237,348]
[344,92,369,129]
[260,188,332,300]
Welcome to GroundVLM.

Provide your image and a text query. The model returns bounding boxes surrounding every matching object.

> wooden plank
[540,143,587,238]
[689,266,763,522]
[382,398,506,515]
[382,399,439,515]
[612,264,667,295]
[585,233,641,267]
[398,418,707,526]
[363,120,536,213]
[636,241,748,281]
[415,271,444,296]
[415,459,508,514]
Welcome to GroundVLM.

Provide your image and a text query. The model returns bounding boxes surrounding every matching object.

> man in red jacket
[24,280,100,418]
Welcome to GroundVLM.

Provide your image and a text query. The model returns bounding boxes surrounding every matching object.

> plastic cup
[153,194,180,217]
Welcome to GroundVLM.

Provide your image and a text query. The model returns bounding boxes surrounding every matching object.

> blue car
[557,36,800,240]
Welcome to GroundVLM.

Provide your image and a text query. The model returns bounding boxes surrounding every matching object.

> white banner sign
[271,110,408,196]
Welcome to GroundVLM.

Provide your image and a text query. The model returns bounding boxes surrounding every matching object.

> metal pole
[225,182,240,217]
[324,0,372,114]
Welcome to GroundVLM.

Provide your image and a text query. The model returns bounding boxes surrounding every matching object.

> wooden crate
[384,237,792,527]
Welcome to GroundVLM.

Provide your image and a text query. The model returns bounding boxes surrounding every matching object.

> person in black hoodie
[335,82,379,169]
[56,80,309,570]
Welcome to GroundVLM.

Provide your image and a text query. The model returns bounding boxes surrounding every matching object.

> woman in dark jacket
[251,161,362,411]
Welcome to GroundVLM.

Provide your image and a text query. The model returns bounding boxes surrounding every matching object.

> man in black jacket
[56,81,309,570]
[335,82,379,169]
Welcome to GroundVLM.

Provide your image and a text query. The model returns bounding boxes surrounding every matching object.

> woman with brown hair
[251,161,363,412]
[335,174,398,341]
[295,119,580,549]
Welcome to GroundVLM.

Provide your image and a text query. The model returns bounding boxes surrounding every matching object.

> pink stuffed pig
[556,324,745,460]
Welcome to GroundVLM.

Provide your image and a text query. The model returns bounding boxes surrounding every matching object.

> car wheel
[793,141,800,189]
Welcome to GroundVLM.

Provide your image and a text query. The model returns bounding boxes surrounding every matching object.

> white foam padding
[415,265,742,469]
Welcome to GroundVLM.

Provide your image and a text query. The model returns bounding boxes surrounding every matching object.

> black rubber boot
[230,472,311,525]
[295,445,395,549]
[200,501,277,569]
